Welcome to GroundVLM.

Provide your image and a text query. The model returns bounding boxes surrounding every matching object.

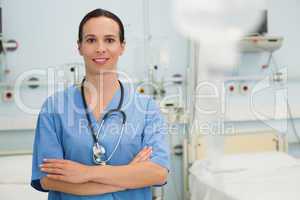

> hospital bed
[0,153,47,200]
[184,130,300,200]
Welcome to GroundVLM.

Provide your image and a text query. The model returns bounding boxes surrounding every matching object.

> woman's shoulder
[40,84,77,113]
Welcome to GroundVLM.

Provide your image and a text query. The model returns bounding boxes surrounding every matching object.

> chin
[93,65,117,74]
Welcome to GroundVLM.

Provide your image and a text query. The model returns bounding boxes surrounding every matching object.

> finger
[131,156,140,163]
[139,148,152,161]
[40,163,65,169]
[130,149,147,163]
[139,147,151,158]
[134,147,150,159]
[138,147,152,158]
[136,147,148,157]
[134,147,152,162]
[47,174,65,181]
[41,167,65,175]
[132,147,148,161]
[43,159,68,164]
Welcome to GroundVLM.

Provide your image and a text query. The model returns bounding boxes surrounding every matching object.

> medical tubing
[117,81,124,110]
[81,78,98,143]
[287,99,300,143]
[80,77,127,164]
[104,123,125,162]
[96,120,105,140]
[270,54,300,143]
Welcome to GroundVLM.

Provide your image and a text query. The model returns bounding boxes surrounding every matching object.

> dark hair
[78,8,125,43]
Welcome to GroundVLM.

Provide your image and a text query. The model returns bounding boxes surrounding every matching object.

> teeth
[93,58,108,64]
[94,58,106,62]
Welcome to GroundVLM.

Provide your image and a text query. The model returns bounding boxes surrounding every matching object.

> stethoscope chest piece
[93,143,106,165]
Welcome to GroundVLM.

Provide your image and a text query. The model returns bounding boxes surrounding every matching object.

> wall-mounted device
[240,10,283,53]
[2,89,14,102]
[0,7,18,54]
[226,81,238,94]
[240,35,283,52]
[3,39,18,51]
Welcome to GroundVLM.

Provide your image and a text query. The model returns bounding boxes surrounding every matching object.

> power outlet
[226,81,238,95]
[239,82,251,95]
[2,89,14,102]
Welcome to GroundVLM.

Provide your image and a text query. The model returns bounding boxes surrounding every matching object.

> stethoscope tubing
[80,77,126,165]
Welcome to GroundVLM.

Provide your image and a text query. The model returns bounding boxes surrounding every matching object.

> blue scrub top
[31,83,170,200]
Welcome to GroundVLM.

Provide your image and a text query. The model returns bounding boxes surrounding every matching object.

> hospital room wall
[0,1,187,200]
[2,2,300,141]
[2,0,187,81]
[226,0,300,156]
[0,0,187,147]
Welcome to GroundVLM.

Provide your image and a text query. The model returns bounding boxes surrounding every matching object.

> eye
[86,38,96,43]
[106,38,115,43]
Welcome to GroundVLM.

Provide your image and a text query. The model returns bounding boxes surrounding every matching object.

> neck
[82,71,120,111]
[84,71,119,94]
[82,72,120,117]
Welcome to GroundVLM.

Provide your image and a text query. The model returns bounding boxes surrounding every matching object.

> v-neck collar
[89,87,120,124]
[75,83,122,127]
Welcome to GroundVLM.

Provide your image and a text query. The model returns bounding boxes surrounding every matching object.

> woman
[31,8,169,200]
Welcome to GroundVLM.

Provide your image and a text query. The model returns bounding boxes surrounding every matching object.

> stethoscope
[81,77,126,165]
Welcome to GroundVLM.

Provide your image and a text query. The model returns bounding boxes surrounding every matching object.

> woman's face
[78,16,125,74]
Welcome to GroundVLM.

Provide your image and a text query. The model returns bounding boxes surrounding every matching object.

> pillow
[190,152,300,174]
[0,184,47,200]
[0,155,32,184]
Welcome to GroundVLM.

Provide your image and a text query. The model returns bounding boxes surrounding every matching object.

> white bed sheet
[0,184,47,200]
[190,152,300,200]
[0,155,47,200]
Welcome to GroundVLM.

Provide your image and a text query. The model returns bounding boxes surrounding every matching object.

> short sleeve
[142,98,170,172]
[31,98,64,192]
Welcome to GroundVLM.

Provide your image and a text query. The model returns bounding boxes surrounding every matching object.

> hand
[130,146,152,165]
[40,159,91,184]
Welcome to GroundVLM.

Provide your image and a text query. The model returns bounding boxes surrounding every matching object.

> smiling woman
[30,8,170,200]
[78,13,125,73]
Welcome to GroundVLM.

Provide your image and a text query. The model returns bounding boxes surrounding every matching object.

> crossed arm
[40,147,168,196]
[40,178,123,196]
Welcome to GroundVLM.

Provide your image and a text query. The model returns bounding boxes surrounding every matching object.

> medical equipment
[0,6,18,82]
[240,35,283,52]
[2,87,13,102]
[27,77,40,89]
[81,77,126,165]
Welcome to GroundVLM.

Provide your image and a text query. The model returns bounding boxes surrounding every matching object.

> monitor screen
[247,10,268,36]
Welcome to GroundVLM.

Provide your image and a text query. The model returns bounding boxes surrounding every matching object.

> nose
[96,41,106,54]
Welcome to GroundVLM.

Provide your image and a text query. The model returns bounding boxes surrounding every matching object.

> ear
[77,41,83,56]
[119,41,126,56]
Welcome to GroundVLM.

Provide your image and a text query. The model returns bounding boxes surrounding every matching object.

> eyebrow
[84,34,96,38]
[84,34,117,38]
[104,35,117,38]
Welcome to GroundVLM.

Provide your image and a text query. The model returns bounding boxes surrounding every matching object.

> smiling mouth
[92,58,109,65]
